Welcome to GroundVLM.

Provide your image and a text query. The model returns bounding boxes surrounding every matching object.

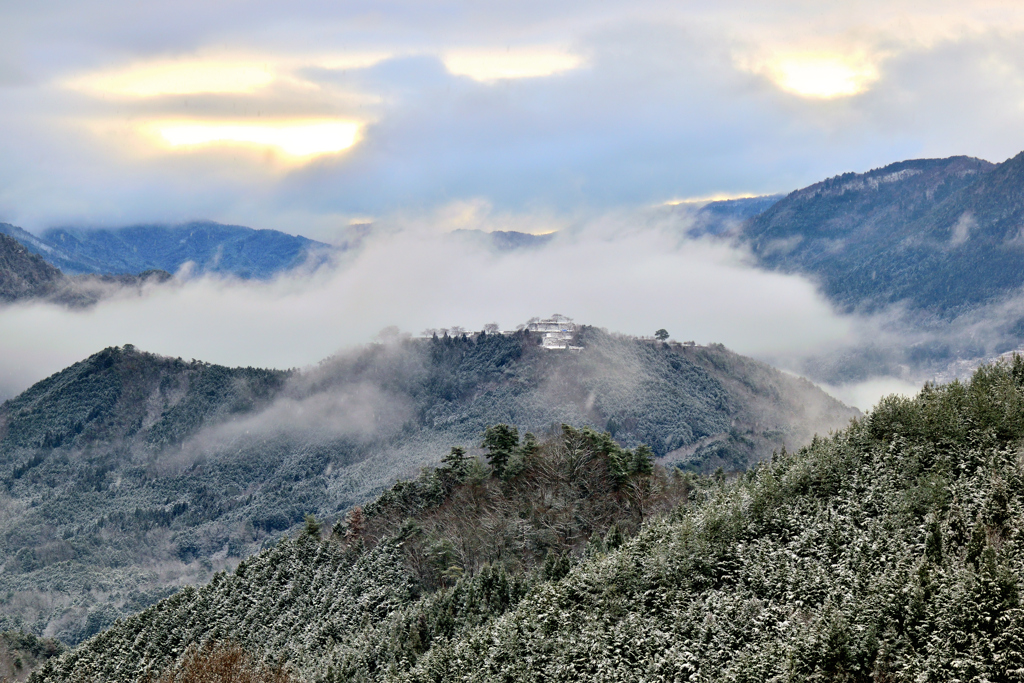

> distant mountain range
[450,229,555,251]
[0,223,565,300]
[640,152,1024,386]
[0,232,65,303]
[684,195,784,236]
[0,221,334,280]
[0,328,855,643]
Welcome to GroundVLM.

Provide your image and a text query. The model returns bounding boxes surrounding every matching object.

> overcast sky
[2,1,1023,408]
[4,0,1024,237]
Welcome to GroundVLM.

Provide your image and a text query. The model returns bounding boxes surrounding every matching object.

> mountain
[32,356,1024,683]
[0,233,65,303]
[0,233,171,307]
[0,327,855,643]
[0,221,333,279]
[740,154,1011,316]
[450,230,556,251]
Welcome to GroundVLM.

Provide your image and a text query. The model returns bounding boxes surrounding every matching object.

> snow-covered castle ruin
[421,314,582,349]
[520,314,579,350]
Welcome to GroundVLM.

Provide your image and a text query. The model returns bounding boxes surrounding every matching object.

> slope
[33,356,1024,683]
[0,227,175,308]
[0,328,854,643]
[0,233,65,303]
[39,222,332,279]
[0,347,290,642]
[741,154,1019,316]
[686,194,783,236]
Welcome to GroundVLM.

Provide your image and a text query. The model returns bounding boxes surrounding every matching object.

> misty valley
[6,149,1024,681]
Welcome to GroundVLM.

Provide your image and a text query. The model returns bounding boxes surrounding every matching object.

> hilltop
[0,326,855,643]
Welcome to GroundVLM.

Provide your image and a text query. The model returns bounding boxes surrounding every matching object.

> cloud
[4,197,1021,413]
[66,58,277,97]
[153,119,363,158]
[5,3,1024,234]
[0,206,851,403]
[442,47,584,81]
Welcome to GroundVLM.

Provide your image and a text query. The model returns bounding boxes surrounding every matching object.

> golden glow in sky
[766,55,879,99]
[154,120,362,157]
[663,192,763,206]
[71,59,276,97]
[443,48,583,81]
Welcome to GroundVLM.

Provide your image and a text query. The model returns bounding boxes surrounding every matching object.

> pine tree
[481,424,519,477]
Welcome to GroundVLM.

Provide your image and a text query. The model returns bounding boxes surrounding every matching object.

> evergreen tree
[481,424,519,477]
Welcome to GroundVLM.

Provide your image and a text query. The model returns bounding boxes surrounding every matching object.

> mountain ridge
[742,153,1011,315]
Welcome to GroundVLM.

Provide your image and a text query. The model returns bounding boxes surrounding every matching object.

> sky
[3,0,1024,407]
[5,0,1024,236]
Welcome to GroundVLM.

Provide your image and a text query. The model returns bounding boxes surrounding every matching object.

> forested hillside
[0,329,853,644]
[32,356,1024,683]
[0,221,332,279]
[741,153,1017,316]
[0,348,290,643]
[0,233,65,303]
[0,631,63,683]
[0,229,173,307]
[30,425,688,682]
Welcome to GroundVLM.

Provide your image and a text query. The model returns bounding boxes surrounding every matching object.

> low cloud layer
[0,206,854,403]
[6,200,1024,411]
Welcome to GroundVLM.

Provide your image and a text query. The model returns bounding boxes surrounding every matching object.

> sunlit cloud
[311,52,394,72]
[68,58,276,97]
[442,47,583,81]
[763,54,880,99]
[152,119,362,157]
[662,192,763,207]
[65,51,397,98]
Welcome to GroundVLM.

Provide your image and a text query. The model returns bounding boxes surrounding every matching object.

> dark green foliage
[32,536,414,683]
[378,354,1024,682]
[359,424,684,591]
[303,515,322,539]
[439,447,469,477]
[0,631,64,682]
[32,427,679,682]
[481,424,519,476]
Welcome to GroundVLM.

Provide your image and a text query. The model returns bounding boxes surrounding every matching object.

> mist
[0,203,853,399]
[5,198,1022,412]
